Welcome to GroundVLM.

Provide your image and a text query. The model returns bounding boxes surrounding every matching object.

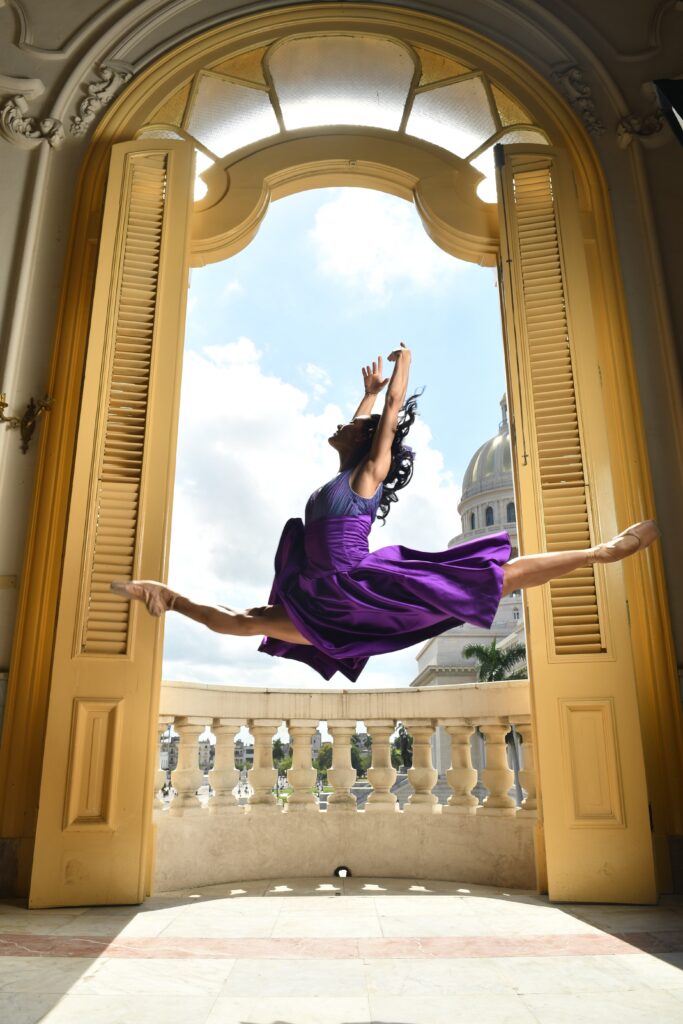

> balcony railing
[153,679,538,893]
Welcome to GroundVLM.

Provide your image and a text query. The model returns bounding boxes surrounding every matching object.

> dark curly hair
[361,389,423,524]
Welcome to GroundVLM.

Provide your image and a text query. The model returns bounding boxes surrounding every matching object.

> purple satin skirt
[258,514,511,682]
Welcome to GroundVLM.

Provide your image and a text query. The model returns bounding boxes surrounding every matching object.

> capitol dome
[461,395,512,499]
[412,392,524,697]
[452,394,518,549]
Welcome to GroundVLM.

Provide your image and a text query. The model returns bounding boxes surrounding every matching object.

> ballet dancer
[111,343,659,681]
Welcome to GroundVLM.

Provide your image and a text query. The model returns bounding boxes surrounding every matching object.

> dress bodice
[305,469,382,525]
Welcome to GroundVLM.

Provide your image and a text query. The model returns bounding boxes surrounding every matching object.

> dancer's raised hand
[388,341,411,363]
[362,356,389,396]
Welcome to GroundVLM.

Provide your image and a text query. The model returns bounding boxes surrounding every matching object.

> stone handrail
[159,678,531,721]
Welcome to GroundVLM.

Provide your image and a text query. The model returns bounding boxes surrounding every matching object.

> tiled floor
[1,877,682,1023]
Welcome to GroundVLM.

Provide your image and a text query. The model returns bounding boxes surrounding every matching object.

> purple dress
[258,469,511,682]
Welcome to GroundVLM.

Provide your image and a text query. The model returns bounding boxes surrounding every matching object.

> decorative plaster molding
[1,0,152,60]
[609,0,683,62]
[70,64,134,136]
[0,94,63,148]
[616,109,668,149]
[552,64,606,135]
[0,74,44,100]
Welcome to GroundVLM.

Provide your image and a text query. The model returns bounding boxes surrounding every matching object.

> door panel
[496,145,656,902]
[29,140,194,908]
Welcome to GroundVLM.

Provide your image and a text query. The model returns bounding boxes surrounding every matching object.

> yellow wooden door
[29,139,194,907]
[496,145,657,903]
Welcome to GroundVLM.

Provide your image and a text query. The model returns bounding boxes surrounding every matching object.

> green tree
[395,723,413,769]
[390,746,403,770]
[313,742,333,775]
[272,737,286,766]
[350,746,372,776]
[462,638,527,681]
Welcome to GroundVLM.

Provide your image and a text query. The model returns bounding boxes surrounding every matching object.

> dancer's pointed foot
[110,580,178,617]
[587,520,660,566]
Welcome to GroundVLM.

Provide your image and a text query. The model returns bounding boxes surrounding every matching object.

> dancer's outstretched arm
[352,342,411,497]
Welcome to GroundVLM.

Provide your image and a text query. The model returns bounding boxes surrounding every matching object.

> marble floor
[1,876,682,1023]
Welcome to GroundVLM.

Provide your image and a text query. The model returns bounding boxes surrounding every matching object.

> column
[209,718,242,815]
[404,720,439,814]
[286,720,318,812]
[170,717,212,816]
[479,718,516,815]
[246,719,279,812]
[515,717,538,815]
[327,720,357,812]
[365,720,398,813]
[443,719,478,814]
[155,716,174,811]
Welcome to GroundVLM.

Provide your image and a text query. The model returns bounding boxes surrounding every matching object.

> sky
[162,186,508,690]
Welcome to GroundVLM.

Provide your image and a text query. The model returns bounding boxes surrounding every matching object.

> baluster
[506,725,524,805]
[365,720,398,813]
[515,717,538,814]
[327,720,357,812]
[443,719,478,814]
[286,720,318,812]
[479,718,516,815]
[170,716,212,816]
[155,716,174,810]
[246,719,279,812]
[209,718,242,815]
[405,719,439,814]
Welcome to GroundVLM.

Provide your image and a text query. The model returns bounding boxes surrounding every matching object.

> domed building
[410,395,525,691]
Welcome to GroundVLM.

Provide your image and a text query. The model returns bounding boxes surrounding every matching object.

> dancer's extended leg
[110,581,311,645]
[501,519,659,597]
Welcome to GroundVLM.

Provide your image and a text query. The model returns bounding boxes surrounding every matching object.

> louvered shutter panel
[30,140,194,908]
[496,145,656,903]
[509,166,603,655]
[81,154,168,655]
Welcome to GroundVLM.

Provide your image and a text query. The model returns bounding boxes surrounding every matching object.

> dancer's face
[328,416,375,458]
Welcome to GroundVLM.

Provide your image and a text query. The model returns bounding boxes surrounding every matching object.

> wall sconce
[0,393,53,453]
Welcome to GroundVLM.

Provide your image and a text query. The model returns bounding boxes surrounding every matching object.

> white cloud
[303,362,331,399]
[309,188,465,303]
[163,337,460,689]
[219,278,243,303]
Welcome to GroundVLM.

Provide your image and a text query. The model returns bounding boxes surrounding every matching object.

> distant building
[234,738,254,768]
[409,396,526,781]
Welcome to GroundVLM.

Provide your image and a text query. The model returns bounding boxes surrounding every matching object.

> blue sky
[162,187,508,689]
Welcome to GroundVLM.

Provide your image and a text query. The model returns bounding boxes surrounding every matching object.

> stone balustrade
[153,680,539,893]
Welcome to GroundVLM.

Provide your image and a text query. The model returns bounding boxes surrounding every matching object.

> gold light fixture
[0,392,53,453]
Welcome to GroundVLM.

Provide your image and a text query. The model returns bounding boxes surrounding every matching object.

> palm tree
[462,638,527,681]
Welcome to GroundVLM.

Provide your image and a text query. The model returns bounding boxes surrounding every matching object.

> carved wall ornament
[0,93,63,148]
[70,64,134,137]
[0,74,45,100]
[552,65,606,136]
[616,110,668,149]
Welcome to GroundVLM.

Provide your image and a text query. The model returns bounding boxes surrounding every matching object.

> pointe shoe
[110,580,178,617]
[587,520,660,566]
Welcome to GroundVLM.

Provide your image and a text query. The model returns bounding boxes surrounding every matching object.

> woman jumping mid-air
[112,343,659,682]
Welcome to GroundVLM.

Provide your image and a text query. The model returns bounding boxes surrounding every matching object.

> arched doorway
[12,5,674,907]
